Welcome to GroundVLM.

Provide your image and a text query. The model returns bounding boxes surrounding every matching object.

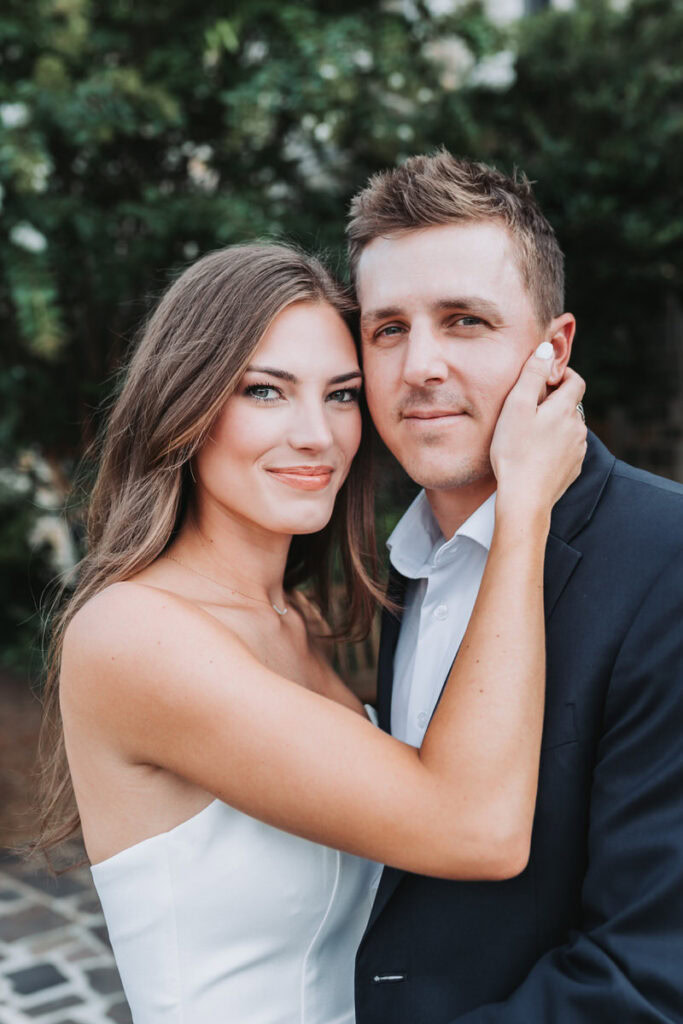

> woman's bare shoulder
[66,579,189,642]
[61,581,243,695]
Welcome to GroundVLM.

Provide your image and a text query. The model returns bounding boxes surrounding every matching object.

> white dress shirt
[388,490,496,747]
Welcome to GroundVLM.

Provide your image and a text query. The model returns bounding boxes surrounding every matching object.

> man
[349,150,683,1022]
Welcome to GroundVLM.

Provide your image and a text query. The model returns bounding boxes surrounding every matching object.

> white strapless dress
[91,709,382,1024]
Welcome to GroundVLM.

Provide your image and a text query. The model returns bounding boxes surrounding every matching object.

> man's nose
[287,399,334,451]
[401,325,449,388]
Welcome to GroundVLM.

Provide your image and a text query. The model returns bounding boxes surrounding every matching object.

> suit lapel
[364,432,615,937]
[543,535,582,620]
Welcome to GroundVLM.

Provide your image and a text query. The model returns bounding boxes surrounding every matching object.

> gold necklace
[162,554,289,616]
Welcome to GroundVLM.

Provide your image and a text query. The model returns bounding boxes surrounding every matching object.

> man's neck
[425,477,497,541]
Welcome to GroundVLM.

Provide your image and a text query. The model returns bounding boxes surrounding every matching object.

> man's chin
[403,454,494,492]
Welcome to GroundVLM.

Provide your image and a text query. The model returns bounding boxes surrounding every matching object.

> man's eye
[328,387,360,404]
[453,316,484,327]
[376,324,405,339]
[244,384,281,401]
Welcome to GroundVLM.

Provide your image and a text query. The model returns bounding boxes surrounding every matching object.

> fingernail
[535,341,554,360]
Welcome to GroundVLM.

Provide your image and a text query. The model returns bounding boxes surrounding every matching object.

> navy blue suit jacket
[355,432,683,1023]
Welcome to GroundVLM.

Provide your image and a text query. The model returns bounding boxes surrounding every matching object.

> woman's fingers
[540,366,586,415]
[490,351,587,513]
[506,342,556,410]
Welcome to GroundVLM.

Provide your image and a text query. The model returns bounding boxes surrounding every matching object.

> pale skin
[61,285,586,881]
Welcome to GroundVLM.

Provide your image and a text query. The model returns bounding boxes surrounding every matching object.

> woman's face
[194,300,363,536]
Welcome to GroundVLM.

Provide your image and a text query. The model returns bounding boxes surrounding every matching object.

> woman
[37,242,586,1023]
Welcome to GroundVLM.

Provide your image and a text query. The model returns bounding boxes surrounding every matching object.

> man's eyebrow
[360,306,404,330]
[245,366,363,385]
[433,296,504,323]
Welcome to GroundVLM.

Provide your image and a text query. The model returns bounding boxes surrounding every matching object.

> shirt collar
[388,490,496,579]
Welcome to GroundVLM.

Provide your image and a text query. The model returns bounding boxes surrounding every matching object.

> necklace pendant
[272,603,288,616]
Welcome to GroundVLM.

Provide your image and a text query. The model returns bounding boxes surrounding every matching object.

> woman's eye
[328,387,360,405]
[244,384,281,402]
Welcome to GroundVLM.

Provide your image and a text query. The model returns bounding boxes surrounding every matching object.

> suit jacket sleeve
[449,551,683,1023]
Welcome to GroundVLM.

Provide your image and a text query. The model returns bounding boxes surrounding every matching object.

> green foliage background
[1,0,682,671]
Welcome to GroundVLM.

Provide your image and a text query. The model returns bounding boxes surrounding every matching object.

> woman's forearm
[418,505,551,873]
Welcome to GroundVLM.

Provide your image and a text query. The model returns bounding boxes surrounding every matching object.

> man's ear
[545,313,576,386]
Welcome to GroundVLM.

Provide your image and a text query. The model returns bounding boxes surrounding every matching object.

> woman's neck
[169,496,291,611]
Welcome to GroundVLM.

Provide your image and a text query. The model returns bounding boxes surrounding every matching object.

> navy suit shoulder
[611,455,683,495]
[606,457,683,542]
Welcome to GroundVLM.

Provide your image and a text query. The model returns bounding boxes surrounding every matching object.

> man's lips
[402,410,467,422]
[265,466,335,491]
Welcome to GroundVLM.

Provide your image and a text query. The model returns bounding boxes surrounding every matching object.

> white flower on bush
[423,0,458,15]
[283,128,340,191]
[244,40,268,64]
[267,182,290,201]
[383,0,419,21]
[469,50,516,90]
[186,143,218,192]
[193,143,213,162]
[30,158,51,192]
[314,122,333,142]
[319,62,339,80]
[0,467,31,494]
[10,222,48,253]
[0,102,30,128]
[30,516,78,575]
[3,451,78,575]
[353,49,373,71]
[188,158,218,192]
[423,36,474,91]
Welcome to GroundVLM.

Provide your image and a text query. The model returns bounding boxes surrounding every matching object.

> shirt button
[433,604,449,620]
[417,711,429,729]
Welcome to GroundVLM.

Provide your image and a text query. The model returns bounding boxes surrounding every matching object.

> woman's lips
[265,466,334,491]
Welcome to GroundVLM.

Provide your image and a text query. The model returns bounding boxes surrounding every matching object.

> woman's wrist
[493,496,552,544]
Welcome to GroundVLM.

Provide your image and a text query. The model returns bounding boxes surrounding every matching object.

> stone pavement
[0,849,129,1024]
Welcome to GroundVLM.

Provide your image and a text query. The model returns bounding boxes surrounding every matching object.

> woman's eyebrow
[328,371,363,385]
[246,366,296,382]
[245,366,363,385]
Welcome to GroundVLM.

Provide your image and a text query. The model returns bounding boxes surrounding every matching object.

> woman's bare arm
[61,357,586,880]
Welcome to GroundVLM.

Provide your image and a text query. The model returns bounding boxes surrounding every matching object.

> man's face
[357,221,550,494]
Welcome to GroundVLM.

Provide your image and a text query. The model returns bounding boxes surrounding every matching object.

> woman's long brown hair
[34,242,384,859]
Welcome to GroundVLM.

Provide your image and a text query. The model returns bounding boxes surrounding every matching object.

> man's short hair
[347,149,565,326]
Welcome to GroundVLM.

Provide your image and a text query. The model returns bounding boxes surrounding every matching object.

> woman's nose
[286,400,334,451]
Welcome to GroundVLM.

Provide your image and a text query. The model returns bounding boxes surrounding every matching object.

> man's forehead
[356,222,518,311]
